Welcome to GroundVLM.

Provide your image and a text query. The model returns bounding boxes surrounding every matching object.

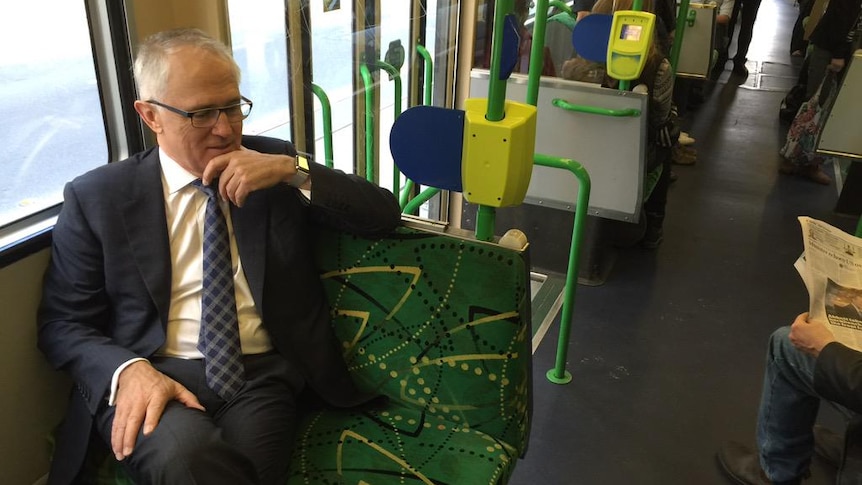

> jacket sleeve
[814,341,862,414]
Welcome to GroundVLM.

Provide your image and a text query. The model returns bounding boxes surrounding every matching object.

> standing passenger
[37,28,401,485]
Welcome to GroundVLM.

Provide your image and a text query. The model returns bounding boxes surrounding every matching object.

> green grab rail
[526,0,550,106]
[552,98,642,117]
[310,83,334,168]
[359,59,403,190]
[403,186,441,216]
[548,0,574,17]
[856,216,862,237]
[533,153,591,385]
[416,45,433,106]
[359,63,376,183]
[399,179,415,209]
[485,0,513,123]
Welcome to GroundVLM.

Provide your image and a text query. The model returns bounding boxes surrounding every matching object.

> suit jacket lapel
[123,151,172,327]
[232,195,267,312]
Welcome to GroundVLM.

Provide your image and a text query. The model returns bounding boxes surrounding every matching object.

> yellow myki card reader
[606,10,655,80]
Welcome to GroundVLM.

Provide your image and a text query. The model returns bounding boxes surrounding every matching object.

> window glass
[378,0,411,195]
[227,0,292,140]
[310,0,356,174]
[0,2,107,228]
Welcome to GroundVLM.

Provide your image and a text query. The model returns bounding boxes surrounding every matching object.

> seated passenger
[37,28,401,484]
[718,313,860,484]
[561,0,679,248]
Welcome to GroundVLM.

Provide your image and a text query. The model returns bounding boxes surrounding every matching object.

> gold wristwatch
[288,152,311,188]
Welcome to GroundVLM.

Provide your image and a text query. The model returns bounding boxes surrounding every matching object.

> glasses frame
[146,96,253,128]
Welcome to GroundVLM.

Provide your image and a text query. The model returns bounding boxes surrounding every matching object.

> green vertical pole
[416,45,433,106]
[486,0,514,122]
[374,60,403,195]
[310,83,334,168]
[526,0,549,106]
[359,63,375,183]
[475,205,497,242]
[533,154,591,384]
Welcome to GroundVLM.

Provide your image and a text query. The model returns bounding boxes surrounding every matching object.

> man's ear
[134,100,163,134]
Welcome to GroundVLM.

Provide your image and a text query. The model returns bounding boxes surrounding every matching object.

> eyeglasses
[146,96,253,128]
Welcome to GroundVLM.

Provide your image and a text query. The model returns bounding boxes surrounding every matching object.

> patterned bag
[779,70,839,167]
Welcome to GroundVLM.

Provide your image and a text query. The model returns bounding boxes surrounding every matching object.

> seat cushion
[288,401,518,485]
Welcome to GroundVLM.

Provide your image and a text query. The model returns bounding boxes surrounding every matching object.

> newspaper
[796,216,862,351]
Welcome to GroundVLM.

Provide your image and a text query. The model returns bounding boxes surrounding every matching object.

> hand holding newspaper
[796,217,862,351]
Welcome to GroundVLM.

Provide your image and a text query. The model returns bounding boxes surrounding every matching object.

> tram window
[0,2,107,231]
[310,0,356,175]
[227,0,292,140]
[378,0,411,196]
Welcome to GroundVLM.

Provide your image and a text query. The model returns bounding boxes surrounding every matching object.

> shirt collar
[158,148,198,195]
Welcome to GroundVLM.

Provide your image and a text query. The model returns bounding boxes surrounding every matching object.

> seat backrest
[314,224,533,454]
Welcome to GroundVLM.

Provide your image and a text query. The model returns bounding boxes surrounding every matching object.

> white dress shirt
[109,148,273,404]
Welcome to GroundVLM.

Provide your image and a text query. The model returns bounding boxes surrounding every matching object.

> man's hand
[202,147,299,207]
[111,361,205,461]
[789,312,837,358]
[829,58,846,72]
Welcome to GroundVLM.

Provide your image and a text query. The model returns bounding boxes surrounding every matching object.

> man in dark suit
[37,28,401,484]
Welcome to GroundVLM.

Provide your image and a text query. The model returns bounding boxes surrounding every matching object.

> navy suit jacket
[37,135,401,483]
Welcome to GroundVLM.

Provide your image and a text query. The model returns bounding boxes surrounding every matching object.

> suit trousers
[93,352,305,485]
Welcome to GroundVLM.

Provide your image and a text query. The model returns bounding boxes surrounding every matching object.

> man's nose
[211,111,234,135]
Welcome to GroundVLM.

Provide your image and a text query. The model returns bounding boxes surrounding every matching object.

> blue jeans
[756,326,850,483]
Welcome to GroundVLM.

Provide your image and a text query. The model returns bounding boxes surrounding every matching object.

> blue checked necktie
[191,180,245,399]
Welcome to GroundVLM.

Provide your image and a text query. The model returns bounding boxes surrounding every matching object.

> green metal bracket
[533,154,591,385]
[310,83,334,168]
[686,8,696,28]
[552,98,642,117]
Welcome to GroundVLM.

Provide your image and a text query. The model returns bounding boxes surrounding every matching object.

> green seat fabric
[75,225,532,484]
[290,226,532,483]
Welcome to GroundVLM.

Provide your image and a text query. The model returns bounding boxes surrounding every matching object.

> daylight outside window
[0,1,107,230]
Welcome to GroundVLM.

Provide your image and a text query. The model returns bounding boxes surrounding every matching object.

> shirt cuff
[108,357,149,406]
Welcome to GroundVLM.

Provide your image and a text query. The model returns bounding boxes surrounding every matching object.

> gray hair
[133,28,241,100]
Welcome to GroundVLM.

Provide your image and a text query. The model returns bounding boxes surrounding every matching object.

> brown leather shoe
[717,441,807,485]
[717,441,774,484]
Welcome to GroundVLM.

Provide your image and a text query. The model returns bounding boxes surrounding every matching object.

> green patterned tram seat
[76,223,533,484]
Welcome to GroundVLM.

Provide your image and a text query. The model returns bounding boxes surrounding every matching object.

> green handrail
[548,0,574,17]
[403,186,441,216]
[533,153,591,384]
[552,98,642,117]
[360,60,403,191]
[359,63,376,183]
[310,83,334,168]
[416,45,433,106]
[399,179,415,209]
[526,0,550,106]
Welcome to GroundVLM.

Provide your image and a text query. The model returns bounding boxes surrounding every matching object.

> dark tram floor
[509,0,856,482]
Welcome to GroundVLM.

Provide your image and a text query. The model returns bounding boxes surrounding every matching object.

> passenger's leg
[94,398,259,485]
[756,326,821,482]
[215,353,306,485]
[732,0,764,74]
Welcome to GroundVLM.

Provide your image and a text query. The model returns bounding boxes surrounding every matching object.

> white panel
[470,70,648,222]
[819,50,862,159]
[676,3,716,79]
